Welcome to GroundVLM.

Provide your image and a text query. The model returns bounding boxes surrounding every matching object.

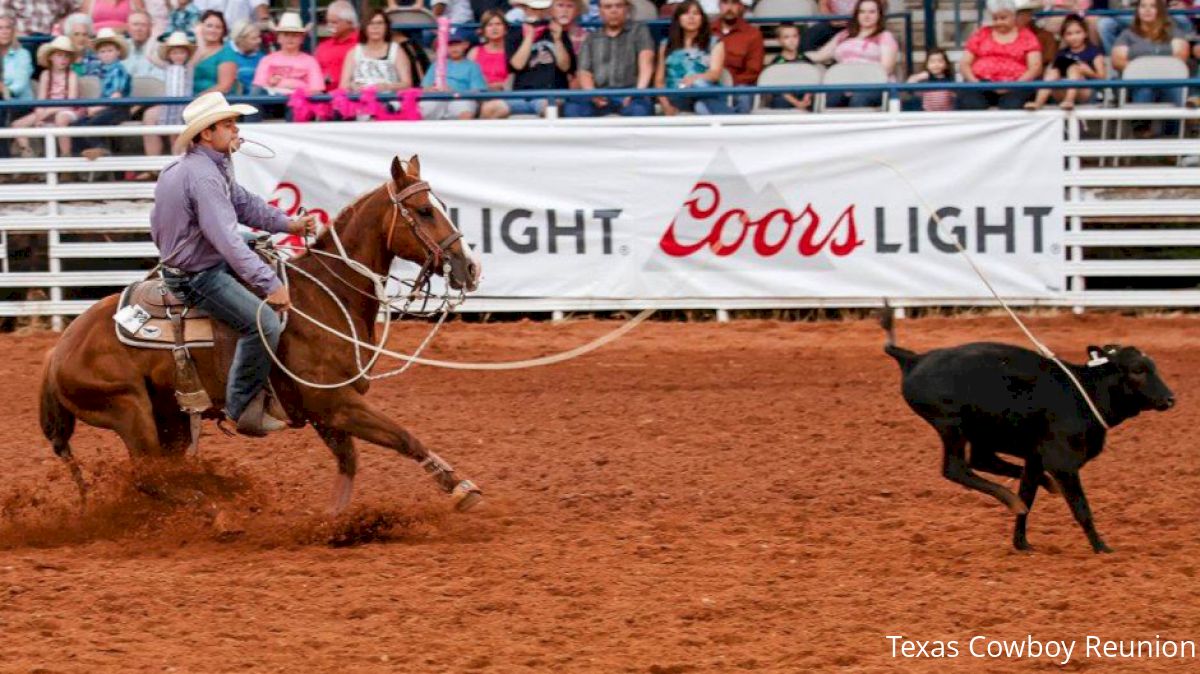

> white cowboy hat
[1014,0,1044,11]
[92,27,129,59]
[173,92,258,155]
[35,35,78,68]
[157,30,197,62]
[272,11,311,33]
[512,0,553,9]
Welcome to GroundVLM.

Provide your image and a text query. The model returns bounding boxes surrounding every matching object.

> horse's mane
[309,183,383,250]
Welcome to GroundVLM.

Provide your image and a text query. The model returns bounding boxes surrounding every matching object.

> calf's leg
[1050,470,1112,553]
[970,450,1061,495]
[938,427,1027,515]
[1012,455,1043,551]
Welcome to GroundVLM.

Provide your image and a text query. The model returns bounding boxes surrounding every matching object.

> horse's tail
[880,300,921,374]
[39,348,75,458]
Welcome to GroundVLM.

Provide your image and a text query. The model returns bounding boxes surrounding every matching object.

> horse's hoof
[451,480,482,512]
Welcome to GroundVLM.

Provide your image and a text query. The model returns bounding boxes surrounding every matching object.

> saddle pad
[114,283,216,349]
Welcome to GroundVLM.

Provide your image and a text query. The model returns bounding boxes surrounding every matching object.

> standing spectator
[1112,0,1189,132]
[419,27,487,119]
[168,0,201,34]
[433,0,474,27]
[471,8,510,90]
[316,0,358,90]
[957,0,1042,109]
[73,27,133,160]
[805,0,898,107]
[906,47,955,111]
[1099,0,1191,53]
[654,0,733,115]
[712,0,763,113]
[803,0,858,52]
[193,0,267,34]
[1027,14,1105,109]
[339,9,412,93]
[1014,0,1058,68]
[63,13,100,76]
[228,19,264,93]
[81,0,147,33]
[12,36,79,157]
[0,0,72,36]
[123,10,164,79]
[252,12,324,95]
[191,9,237,94]
[552,0,587,55]
[764,23,812,110]
[564,0,654,117]
[479,0,575,119]
[140,30,193,160]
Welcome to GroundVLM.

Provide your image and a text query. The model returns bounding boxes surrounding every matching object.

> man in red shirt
[315,0,359,90]
[712,0,763,114]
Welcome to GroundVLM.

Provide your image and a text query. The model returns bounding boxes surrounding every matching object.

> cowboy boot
[234,389,288,438]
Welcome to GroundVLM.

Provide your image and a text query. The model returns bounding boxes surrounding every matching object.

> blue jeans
[1129,86,1186,135]
[503,98,549,116]
[668,78,733,115]
[162,262,283,422]
[562,95,653,117]
[828,91,884,109]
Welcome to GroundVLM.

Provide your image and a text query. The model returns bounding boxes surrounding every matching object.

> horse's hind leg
[315,424,357,517]
[323,396,482,512]
[40,371,87,505]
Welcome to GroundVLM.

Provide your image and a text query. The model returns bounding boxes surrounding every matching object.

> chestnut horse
[38,156,484,515]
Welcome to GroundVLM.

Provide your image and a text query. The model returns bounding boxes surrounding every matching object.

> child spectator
[12,36,80,159]
[764,23,812,111]
[906,47,955,111]
[138,30,194,161]
[74,27,133,160]
[419,27,487,120]
[168,0,201,33]
[252,12,324,95]
[654,0,733,115]
[471,9,510,91]
[1026,15,1105,110]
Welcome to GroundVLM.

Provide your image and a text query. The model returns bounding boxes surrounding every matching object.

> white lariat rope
[871,157,1110,430]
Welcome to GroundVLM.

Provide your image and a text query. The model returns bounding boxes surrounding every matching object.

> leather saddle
[115,279,214,348]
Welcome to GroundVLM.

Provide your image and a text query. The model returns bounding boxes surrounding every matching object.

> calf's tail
[879,300,920,373]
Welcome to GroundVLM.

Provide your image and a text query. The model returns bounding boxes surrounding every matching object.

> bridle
[386,179,463,284]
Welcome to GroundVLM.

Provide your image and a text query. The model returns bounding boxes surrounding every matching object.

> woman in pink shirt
[958,0,1043,109]
[252,12,325,96]
[805,0,898,107]
[81,0,146,33]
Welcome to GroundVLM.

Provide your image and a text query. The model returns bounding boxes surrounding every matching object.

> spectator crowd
[0,0,1193,139]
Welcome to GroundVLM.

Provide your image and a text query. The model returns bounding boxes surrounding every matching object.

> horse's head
[384,155,481,292]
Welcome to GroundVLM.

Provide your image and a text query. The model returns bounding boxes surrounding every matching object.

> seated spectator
[1015,0,1058,68]
[564,0,654,117]
[140,30,194,159]
[0,14,33,104]
[80,0,146,33]
[168,0,201,34]
[73,28,133,160]
[252,12,324,95]
[764,23,813,111]
[803,0,857,52]
[420,27,487,119]
[124,11,164,78]
[317,0,358,90]
[192,9,237,94]
[1112,0,1189,133]
[552,0,587,56]
[480,0,576,119]
[12,37,79,158]
[1100,0,1192,53]
[905,47,955,111]
[63,13,100,75]
[193,0,268,34]
[805,0,897,108]
[340,9,413,93]
[471,8,510,90]
[5,0,74,36]
[1026,15,1105,109]
[957,0,1042,109]
[654,0,733,115]
[229,19,265,93]
[712,0,763,113]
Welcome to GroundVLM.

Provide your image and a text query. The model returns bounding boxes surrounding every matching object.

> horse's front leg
[314,424,357,516]
[323,395,482,512]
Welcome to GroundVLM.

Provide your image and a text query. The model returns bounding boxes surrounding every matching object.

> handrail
[1,76,1197,110]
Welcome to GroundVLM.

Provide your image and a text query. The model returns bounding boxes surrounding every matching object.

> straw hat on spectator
[157,31,197,62]
[272,11,312,33]
[513,0,553,10]
[1014,0,1043,11]
[173,91,258,154]
[36,35,78,68]
[92,27,129,59]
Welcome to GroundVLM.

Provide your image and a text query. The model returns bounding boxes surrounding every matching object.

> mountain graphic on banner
[643,147,837,273]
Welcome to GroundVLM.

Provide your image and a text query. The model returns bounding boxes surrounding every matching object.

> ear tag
[1087,351,1109,368]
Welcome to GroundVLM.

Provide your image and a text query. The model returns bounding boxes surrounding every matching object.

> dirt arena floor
[0,312,1198,673]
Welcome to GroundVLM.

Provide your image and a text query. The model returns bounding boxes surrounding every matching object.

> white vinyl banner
[235,115,1065,309]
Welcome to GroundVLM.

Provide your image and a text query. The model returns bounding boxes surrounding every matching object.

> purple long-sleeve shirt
[150,145,290,295]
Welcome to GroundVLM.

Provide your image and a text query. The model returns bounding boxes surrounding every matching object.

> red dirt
[1,313,1198,673]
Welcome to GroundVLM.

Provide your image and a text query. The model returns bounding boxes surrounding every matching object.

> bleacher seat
[819,62,889,112]
[753,0,819,19]
[386,7,436,26]
[77,76,101,100]
[630,0,657,22]
[754,62,821,113]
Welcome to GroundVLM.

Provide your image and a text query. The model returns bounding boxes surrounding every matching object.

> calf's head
[1088,344,1175,413]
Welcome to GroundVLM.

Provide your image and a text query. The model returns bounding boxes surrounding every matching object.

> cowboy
[149,92,315,437]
